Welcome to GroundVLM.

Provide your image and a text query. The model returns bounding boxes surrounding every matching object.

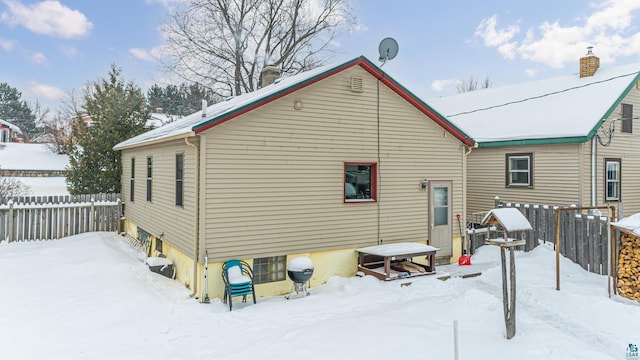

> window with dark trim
[130,157,135,202]
[622,103,633,133]
[253,256,286,284]
[605,158,621,202]
[505,153,533,187]
[146,156,153,202]
[155,236,163,252]
[344,162,377,202]
[175,153,184,207]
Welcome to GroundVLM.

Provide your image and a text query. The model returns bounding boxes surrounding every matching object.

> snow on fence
[468,200,612,275]
[0,193,122,242]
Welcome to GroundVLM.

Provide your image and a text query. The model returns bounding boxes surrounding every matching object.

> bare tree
[0,177,30,198]
[161,0,355,97]
[457,74,492,93]
[41,90,84,154]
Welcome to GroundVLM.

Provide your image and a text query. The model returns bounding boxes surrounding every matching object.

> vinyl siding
[467,143,583,215]
[581,85,640,216]
[121,140,196,256]
[200,66,464,261]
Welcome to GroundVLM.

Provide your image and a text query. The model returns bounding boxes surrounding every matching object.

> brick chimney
[259,65,281,88]
[579,46,600,78]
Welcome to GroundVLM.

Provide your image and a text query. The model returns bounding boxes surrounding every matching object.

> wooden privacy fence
[468,202,613,275]
[0,194,122,242]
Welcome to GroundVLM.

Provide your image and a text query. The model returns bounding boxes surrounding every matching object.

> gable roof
[114,56,475,150]
[427,62,640,147]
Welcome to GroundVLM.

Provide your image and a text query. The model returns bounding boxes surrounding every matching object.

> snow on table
[356,242,439,257]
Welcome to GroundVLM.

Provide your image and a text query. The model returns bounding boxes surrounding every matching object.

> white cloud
[475,0,640,69]
[430,79,457,92]
[524,68,538,77]
[129,46,166,62]
[29,80,65,100]
[0,37,14,51]
[29,51,46,65]
[0,0,92,38]
[475,15,520,47]
[145,0,182,8]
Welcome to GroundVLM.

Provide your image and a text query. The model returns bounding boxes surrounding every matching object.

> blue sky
[2,0,640,114]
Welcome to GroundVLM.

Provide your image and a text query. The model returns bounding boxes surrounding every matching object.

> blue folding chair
[222,260,256,311]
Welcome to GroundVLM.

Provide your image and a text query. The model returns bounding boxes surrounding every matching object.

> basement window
[505,153,533,188]
[344,162,377,203]
[253,256,286,284]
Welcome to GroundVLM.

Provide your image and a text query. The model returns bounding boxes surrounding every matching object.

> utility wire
[446,72,640,118]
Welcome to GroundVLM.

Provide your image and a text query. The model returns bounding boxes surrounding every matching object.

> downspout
[185,136,201,299]
[462,145,473,220]
[591,137,596,206]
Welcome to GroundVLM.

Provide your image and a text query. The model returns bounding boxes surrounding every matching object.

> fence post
[7,200,13,243]
[494,196,500,208]
[89,198,95,232]
[116,198,122,233]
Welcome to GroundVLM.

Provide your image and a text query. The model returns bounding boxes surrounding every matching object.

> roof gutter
[185,136,201,300]
[114,132,196,151]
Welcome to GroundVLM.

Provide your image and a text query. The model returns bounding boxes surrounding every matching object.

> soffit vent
[350,76,363,93]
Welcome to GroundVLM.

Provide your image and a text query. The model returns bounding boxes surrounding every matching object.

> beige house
[114,56,476,301]
[429,50,640,219]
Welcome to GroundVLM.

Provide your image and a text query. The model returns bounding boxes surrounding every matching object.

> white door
[429,181,452,257]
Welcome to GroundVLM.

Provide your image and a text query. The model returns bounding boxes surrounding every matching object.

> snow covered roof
[0,119,22,134]
[146,113,179,129]
[0,143,69,171]
[427,62,640,146]
[481,208,532,232]
[611,213,640,236]
[114,56,475,150]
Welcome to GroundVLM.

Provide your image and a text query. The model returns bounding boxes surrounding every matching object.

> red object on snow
[458,255,471,266]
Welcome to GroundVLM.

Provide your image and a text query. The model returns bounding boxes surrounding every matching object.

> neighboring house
[0,142,70,195]
[428,50,640,218]
[114,56,476,301]
[0,119,23,143]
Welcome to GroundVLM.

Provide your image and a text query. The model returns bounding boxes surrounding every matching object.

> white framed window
[605,158,621,201]
[146,156,153,202]
[506,153,533,187]
[175,153,184,207]
[130,157,135,202]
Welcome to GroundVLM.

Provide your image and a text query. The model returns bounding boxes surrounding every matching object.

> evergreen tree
[65,65,149,194]
[147,82,218,117]
[0,83,37,139]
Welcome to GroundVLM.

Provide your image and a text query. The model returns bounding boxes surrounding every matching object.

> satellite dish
[378,37,399,66]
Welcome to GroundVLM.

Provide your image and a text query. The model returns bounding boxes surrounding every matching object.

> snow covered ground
[0,143,69,171]
[1,232,639,360]
[14,176,69,195]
